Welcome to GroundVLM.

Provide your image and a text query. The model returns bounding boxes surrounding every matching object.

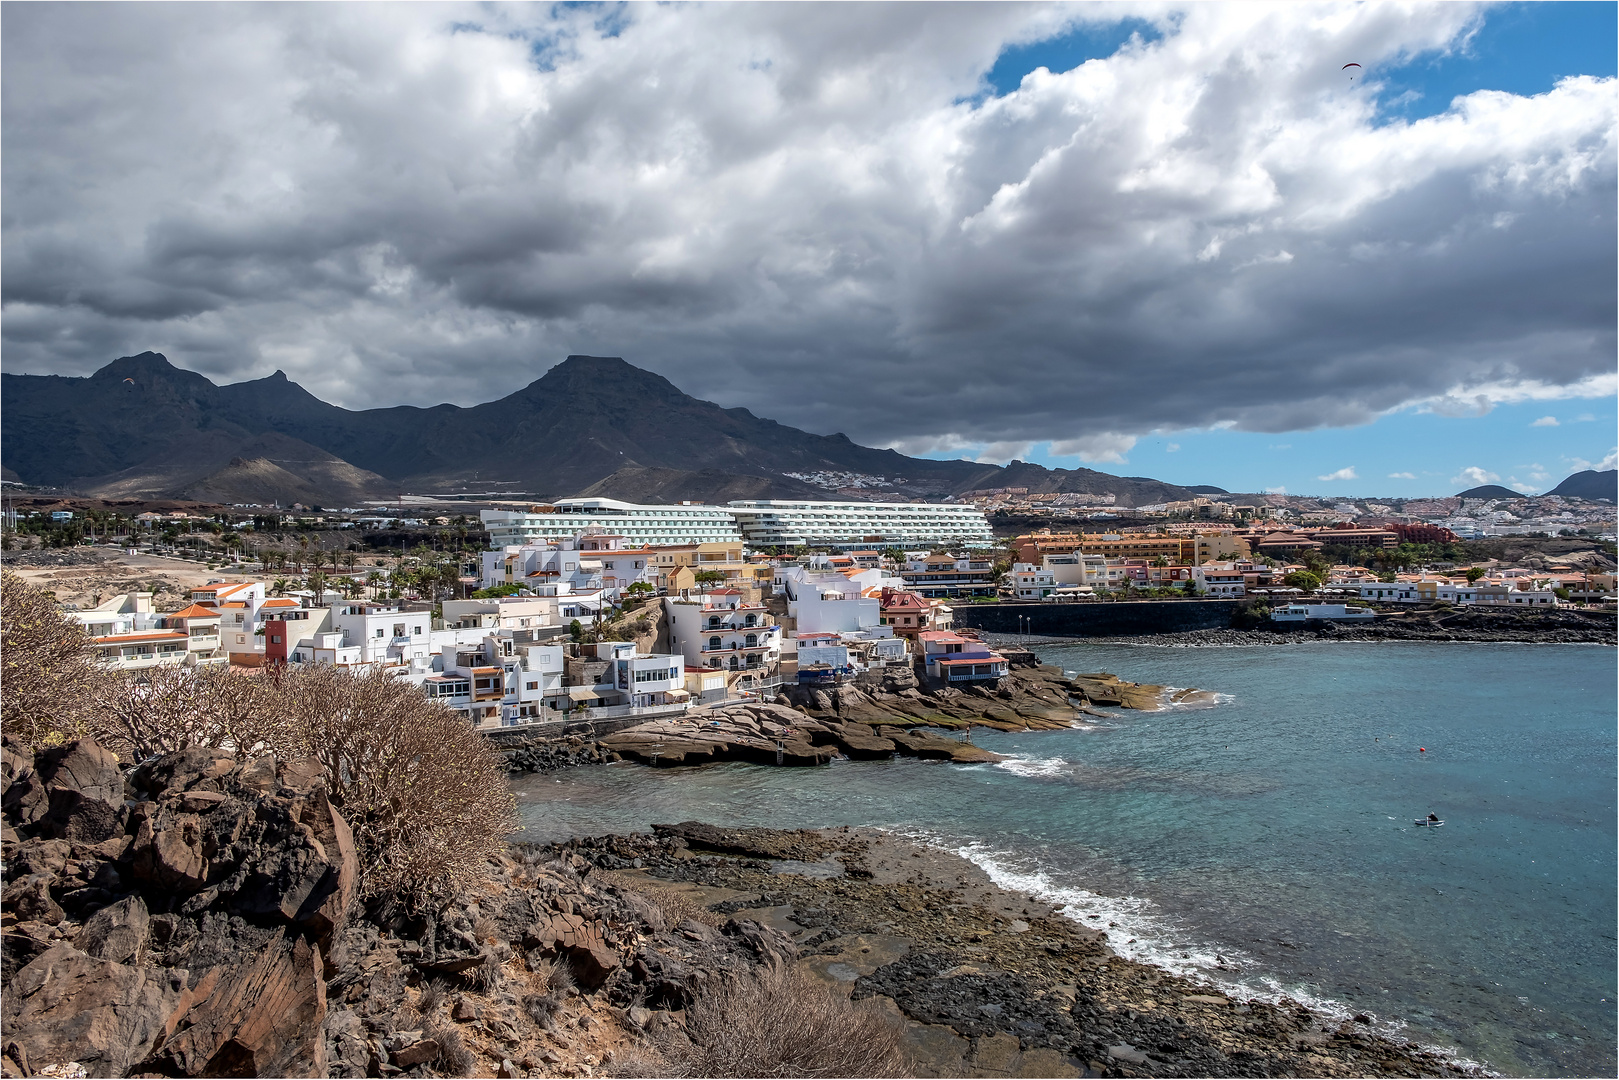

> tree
[1465,566,1486,583]
[569,619,584,642]
[1,570,106,745]
[1283,570,1322,593]
[692,569,727,586]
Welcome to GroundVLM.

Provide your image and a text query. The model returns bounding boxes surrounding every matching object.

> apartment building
[726,500,994,550]
[482,499,741,548]
[898,553,998,598]
[664,589,784,697]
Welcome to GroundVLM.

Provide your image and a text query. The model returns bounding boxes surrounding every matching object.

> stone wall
[951,599,1242,638]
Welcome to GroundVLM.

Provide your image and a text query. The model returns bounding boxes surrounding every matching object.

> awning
[568,687,605,701]
[665,688,691,701]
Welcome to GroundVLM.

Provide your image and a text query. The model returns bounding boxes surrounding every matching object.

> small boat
[1414,819,1444,827]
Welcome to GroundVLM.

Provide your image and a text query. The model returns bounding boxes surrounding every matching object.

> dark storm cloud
[2,2,1613,462]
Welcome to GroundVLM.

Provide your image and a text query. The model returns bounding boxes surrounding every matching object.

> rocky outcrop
[600,699,1002,766]
[3,737,805,1079]
[780,661,1179,725]
[2,736,354,1078]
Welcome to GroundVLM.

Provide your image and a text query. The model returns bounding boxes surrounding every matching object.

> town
[6,489,1613,733]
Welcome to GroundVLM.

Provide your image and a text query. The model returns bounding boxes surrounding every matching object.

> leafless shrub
[278,664,518,902]
[523,991,563,1031]
[0,569,106,745]
[604,1045,681,1079]
[672,965,912,1078]
[91,663,295,762]
[425,1021,475,1077]
[527,955,573,997]
[418,979,447,1016]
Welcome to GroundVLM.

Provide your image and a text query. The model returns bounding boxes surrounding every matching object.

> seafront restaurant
[917,630,1009,684]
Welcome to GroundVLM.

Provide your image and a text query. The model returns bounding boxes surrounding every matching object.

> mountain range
[1,353,1202,507]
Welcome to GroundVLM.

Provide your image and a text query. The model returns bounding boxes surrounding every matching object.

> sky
[2,1,1614,497]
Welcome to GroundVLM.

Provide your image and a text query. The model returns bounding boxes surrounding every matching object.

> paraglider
[1343,62,1362,82]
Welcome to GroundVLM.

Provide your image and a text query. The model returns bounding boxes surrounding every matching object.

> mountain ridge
[2,352,1198,506]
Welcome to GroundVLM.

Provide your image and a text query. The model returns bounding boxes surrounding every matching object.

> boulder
[131,746,235,798]
[4,875,64,926]
[74,895,151,965]
[129,811,210,892]
[146,928,328,1077]
[524,913,620,989]
[34,741,124,806]
[2,944,186,1078]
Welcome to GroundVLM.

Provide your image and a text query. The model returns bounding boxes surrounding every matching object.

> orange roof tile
[169,604,222,619]
[260,598,300,608]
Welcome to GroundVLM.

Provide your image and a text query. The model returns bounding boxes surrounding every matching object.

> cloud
[1388,471,1417,479]
[1264,486,1287,495]
[1566,449,1618,472]
[1164,443,1180,453]
[1530,416,1560,427]
[1317,466,1358,482]
[1451,466,1500,486]
[1049,433,1137,465]
[1,2,1614,459]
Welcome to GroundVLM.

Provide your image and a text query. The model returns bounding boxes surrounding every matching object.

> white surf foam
[889,828,1485,1071]
[991,755,1070,779]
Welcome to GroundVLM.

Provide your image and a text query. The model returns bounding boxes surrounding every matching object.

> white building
[727,500,994,549]
[480,530,657,598]
[1194,566,1247,597]
[779,565,890,634]
[482,499,742,549]
[1010,562,1057,600]
[664,589,783,697]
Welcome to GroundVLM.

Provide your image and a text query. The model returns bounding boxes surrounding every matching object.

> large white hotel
[481,498,993,550]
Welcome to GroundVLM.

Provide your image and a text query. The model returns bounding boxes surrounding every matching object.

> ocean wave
[992,755,1070,779]
[890,828,1480,1069]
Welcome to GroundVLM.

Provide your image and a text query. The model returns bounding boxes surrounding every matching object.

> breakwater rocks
[2,737,807,1079]
[505,739,621,773]
[545,825,1484,1079]
[1100,606,1617,647]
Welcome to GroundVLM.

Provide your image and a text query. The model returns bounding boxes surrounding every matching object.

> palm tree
[271,578,289,597]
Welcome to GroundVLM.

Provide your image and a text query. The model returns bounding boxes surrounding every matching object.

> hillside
[1546,469,1617,502]
[1,352,1197,507]
[1455,484,1526,499]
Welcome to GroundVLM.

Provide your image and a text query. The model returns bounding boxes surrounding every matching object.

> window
[393,623,406,637]
[270,635,282,644]
[709,637,722,651]
[412,625,423,635]
[375,628,385,638]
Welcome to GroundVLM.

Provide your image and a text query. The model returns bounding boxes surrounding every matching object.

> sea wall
[951,599,1242,637]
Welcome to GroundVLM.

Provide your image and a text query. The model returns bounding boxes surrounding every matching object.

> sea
[510,640,1617,1077]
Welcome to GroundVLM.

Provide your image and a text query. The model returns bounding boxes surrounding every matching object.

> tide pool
[512,641,1616,1076]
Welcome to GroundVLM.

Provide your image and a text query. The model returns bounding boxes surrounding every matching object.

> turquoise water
[511,641,1617,1077]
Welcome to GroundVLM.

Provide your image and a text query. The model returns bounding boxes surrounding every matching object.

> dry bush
[601,876,725,929]
[92,663,296,762]
[673,965,912,1078]
[278,664,518,902]
[0,569,106,745]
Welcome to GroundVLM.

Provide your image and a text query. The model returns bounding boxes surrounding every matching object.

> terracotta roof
[96,630,187,644]
[168,604,222,620]
[260,598,300,608]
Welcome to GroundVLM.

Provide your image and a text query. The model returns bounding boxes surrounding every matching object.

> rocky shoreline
[545,823,1487,1078]
[503,662,1214,775]
[1066,606,1616,647]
